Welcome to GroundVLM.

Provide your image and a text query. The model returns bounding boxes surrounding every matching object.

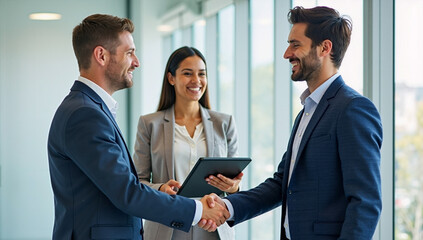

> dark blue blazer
[227,76,383,240]
[48,81,195,239]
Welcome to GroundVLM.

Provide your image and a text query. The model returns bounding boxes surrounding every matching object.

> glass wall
[193,19,206,54]
[249,0,275,239]
[162,35,172,74]
[217,4,235,115]
[395,1,423,239]
[171,29,182,50]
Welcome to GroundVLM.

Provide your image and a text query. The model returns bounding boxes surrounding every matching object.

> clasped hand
[198,193,228,232]
[159,180,232,232]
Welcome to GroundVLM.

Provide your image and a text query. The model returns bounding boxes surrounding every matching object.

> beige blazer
[133,105,239,240]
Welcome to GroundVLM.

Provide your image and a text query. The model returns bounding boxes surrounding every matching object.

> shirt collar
[300,72,340,106]
[77,76,119,118]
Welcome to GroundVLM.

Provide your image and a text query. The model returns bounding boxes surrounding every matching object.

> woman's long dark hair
[157,46,210,111]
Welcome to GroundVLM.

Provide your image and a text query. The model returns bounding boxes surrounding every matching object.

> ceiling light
[157,25,173,33]
[196,20,206,26]
[29,13,62,21]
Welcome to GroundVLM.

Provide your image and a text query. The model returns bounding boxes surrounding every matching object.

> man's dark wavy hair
[288,6,352,68]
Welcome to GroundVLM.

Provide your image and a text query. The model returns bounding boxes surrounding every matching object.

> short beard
[291,47,321,82]
[105,57,133,92]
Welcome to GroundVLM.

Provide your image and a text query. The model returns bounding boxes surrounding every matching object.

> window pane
[290,1,363,123]
[193,19,206,55]
[162,35,172,71]
[172,29,182,50]
[395,1,423,239]
[217,5,235,115]
[180,26,192,47]
[250,0,275,239]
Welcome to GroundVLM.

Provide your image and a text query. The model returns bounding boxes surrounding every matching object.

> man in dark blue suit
[47,14,228,239]
[203,6,383,240]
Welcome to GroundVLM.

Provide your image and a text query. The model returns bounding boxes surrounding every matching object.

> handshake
[198,193,229,232]
[160,173,244,232]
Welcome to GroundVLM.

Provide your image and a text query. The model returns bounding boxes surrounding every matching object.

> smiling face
[283,23,321,82]
[168,55,207,104]
[105,31,140,92]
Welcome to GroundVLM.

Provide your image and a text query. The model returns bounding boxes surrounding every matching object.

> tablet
[177,157,251,198]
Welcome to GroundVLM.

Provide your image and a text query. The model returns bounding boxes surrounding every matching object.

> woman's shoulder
[139,109,168,124]
[204,108,233,122]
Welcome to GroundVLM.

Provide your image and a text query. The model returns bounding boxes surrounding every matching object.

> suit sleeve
[64,106,195,232]
[226,152,285,226]
[337,97,382,239]
[133,115,162,190]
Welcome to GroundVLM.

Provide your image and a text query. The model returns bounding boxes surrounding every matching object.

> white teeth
[188,87,201,91]
[291,62,298,67]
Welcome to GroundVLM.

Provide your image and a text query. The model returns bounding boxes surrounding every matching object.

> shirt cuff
[222,199,234,221]
[192,200,203,225]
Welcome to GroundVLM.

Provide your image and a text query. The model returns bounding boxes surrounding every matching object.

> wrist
[227,186,239,194]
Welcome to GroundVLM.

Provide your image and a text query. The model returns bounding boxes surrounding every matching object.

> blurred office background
[0,0,421,239]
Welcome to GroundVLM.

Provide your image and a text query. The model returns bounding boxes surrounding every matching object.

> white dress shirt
[173,122,208,226]
[77,76,204,225]
[174,123,207,184]
[77,76,118,118]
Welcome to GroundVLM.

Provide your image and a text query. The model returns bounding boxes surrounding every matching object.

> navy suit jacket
[226,76,383,240]
[48,81,196,240]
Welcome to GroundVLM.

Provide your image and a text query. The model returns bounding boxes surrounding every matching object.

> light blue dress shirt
[284,72,340,239]
[223,73,341,238]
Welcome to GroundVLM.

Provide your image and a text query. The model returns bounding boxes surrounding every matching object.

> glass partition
[395,1,423,239]
[217,5,235,115]
[249,0,275,239]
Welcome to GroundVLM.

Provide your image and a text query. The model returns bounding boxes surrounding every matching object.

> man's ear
[93,46,108,66]
[320,39,333,57]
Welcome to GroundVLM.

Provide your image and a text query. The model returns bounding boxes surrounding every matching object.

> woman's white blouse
[173,122,207,184]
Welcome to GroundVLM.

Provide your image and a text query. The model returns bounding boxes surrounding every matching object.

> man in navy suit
[47,14,228,239]
[203,6,383,240]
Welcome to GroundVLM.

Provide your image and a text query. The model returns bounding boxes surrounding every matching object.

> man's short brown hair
[72,14,134,70]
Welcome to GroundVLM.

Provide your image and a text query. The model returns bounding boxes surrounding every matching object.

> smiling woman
[132,46,241,240]
[168,55,207,107]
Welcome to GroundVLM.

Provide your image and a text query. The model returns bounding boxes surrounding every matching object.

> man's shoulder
[58,91,99,113]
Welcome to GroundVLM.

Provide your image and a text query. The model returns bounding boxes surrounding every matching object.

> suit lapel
[281,108,304,222]
[71,81,136,173]
[284,108,304,184]
[163,107,175,179]
[200,106,214,157]
[293,77,344,169]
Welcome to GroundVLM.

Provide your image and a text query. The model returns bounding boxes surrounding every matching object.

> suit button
[171,221,184,228]
[289,190,292,194]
